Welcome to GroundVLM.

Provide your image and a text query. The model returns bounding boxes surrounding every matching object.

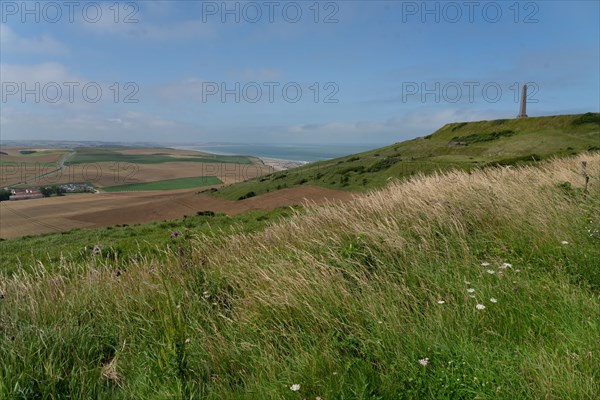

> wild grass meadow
[1,154,599,399]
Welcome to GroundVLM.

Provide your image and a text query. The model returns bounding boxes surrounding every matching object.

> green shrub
[367,156,401,172]
[449,130,515,146]
[238,191,256,200]
[0,188,10,201]
[572,112,600,126]
[451,122,468,131]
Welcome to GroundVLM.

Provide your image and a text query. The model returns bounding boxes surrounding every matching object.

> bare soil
[0,186,354,238]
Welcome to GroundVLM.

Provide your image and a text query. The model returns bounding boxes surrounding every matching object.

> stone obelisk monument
[517,84,528,118]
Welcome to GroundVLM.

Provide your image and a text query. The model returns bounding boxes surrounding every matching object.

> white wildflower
[500,263,512,269]
[467,288,475,293]
[561,241,569,245]
[481,262,490,267]
[487,269,495,274]
[490,298,497,303]
[437,300,445,304]
[419,358,429,366]
[476,304,486,310]
[290,384,300,391]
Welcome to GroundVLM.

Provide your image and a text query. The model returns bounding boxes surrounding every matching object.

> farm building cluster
[8,188,43,201]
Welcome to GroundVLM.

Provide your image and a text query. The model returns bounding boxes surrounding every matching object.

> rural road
[12,150,76,187]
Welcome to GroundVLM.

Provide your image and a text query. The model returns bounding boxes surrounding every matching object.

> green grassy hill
[1,153,598,398]
[214,113,600,200]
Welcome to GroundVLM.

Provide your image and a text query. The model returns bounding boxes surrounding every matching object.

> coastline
[257,157,308,171]
[171,145,309,171]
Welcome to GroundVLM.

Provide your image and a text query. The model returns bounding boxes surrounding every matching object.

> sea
[175,144,384,163]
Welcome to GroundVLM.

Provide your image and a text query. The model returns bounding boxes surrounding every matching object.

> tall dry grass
[1,154,599,399]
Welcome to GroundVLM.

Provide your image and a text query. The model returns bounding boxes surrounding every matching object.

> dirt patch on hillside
[0,186,354,238]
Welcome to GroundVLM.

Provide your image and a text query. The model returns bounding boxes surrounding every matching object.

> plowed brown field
[0,186,354,238]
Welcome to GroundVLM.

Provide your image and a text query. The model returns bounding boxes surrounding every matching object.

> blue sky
[1,0,599,145]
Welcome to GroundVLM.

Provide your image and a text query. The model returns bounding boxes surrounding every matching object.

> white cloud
[399,108,506,134]
[1,109,188,142]
[132,19,215,41]
[279,108,507,144]
[0,62,102,110]
[120,111,178,129]
[0,62,148,111]
[157,78,208,103]
[0,24,69,55]
[238,69,282,81]
[78,7,215,41]
[0,62,79,84]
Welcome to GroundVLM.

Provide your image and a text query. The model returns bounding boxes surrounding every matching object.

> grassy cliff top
[213,113,600,200]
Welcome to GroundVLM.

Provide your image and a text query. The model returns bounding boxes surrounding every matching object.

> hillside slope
[1,153,598,398]
[214,113,600,200]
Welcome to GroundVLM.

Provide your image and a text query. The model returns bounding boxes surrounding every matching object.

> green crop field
[65,148,254,165]
[102,176,223,192]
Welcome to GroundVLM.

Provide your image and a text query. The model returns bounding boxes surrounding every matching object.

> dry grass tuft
[100,342,126,388]
[100,356,122,387]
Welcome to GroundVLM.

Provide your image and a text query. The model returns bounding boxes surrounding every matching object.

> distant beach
[174,144,381,164]
[257,158,307,171]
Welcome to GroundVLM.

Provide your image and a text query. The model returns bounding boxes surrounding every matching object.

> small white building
[9,188,44,201]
